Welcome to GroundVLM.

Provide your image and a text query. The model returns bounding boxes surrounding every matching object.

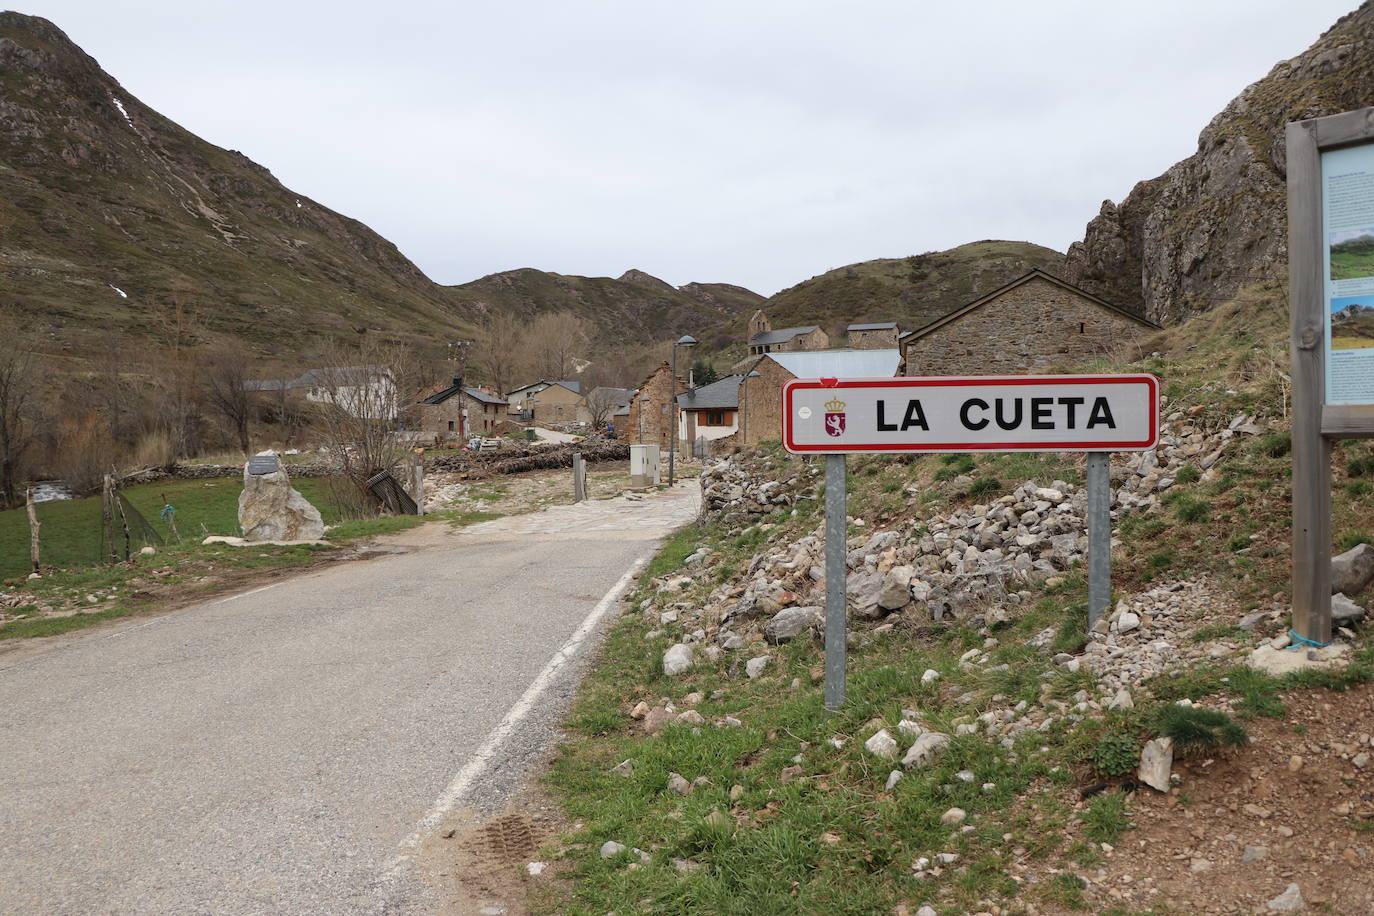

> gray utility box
[629,444,661,488]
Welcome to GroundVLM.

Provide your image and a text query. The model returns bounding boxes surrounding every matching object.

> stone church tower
[748,310,771,340]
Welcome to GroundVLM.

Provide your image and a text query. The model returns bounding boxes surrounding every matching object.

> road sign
[782,374,1159,454]
[786,373,1160,714]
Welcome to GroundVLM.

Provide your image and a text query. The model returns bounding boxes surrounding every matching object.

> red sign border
[781,374,1160,454]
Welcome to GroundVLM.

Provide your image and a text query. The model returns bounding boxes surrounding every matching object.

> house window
[704,410,726,426]
[1079,322,1085,333]
[448,420,455,431]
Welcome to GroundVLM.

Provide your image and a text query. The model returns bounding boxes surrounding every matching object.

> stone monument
[238,451,326,541]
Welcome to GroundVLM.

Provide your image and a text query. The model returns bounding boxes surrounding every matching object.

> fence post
[26,486,40,574]
[572,453,586,502]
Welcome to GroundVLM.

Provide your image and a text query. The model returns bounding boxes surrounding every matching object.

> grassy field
[1331,249,1374,281]
[1,477,347,581]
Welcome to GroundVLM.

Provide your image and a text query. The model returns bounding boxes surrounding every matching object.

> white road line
[219,583,280,603]
[378,554,648,882]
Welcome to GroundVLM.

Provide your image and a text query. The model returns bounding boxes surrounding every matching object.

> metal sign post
[782,375,1158,713]
[1286,106,1374,646]
[824,454,848,712]
[1086,451,1111,629]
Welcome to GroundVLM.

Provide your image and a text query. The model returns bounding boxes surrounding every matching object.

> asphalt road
[0,484,699,915]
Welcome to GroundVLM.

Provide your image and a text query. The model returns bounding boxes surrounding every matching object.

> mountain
[0,12,484,357]
[726,240,1066,348]
[1064,1,1374,325]
[445,268,764,346]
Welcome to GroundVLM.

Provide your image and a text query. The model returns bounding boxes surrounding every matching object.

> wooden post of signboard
[1288,116,1333,645]
[1286,107,1374,646]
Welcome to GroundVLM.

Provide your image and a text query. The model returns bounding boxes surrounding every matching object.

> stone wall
[901,275,1148,375]
[848,328,898,349]
[738,357,794,445]
[530,385,582,425]
[626,362,685,450]
[418,400,464,442]
[784,328,830,352]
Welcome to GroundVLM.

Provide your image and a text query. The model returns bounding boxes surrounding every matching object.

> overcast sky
[18,0,1363,295]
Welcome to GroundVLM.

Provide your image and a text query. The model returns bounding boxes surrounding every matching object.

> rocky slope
[446,267,764,350]
[0,12,478,356]
[0,12,759,364]
[1064,1,1374,324]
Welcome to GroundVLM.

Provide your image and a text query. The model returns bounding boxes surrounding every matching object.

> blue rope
[1287,629,1331,650]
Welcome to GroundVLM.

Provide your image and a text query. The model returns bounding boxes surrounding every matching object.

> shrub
[1173,494,1210,523]
[1348,480,1373,498]
[1339,532,1373,552]
[1254,432,1291,458]
[1348,455,1374,477]
[1174,465,1200,485]
[1157,705,1247,756]
[1081,792,1132,844]
[967,477,1003,498]
[1089,732,1139,777]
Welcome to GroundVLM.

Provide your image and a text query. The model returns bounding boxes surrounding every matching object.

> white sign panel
[1322,142,1374,405]
[782,375,1159,454]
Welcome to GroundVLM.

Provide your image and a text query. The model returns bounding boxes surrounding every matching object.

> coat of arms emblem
[824,397,846,437]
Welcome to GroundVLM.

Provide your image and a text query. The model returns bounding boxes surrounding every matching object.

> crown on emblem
[824,397,846,412]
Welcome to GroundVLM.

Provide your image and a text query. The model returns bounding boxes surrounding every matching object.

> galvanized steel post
[1087,451,1111,632]
[824,454,848,713]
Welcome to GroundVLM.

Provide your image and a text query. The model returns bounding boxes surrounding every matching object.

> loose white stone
[864,729,899,759]
[745,655,771,679]
[940,807,966,826]
[662,644,695,676]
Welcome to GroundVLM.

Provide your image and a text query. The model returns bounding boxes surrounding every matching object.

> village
[8,4,1374,916]
[262,269,1159,478]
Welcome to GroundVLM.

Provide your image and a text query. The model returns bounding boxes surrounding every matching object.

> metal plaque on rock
[247,455,281,476]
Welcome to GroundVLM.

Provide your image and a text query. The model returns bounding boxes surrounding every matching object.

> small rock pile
[699,454,819,518]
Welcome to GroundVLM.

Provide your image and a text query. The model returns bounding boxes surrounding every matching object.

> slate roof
[847,321,897,331]
[294,366,389,387]
[421,383,508,406]
[765,349,901,378]
[507,378,582,398]
[750,326,820,346]
[904,268,1161,341]
[676,374,743,410]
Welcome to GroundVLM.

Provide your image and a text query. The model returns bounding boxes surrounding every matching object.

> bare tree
[151,284,201,459]
[0,311,42,508]
[473,311,527,396]
[309,340,410,517]
[200,342,254,456]
[584,387,626,429]
[526,311,589,382]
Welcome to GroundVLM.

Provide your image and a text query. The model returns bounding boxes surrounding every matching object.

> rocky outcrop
[237,457,325,542]
[1064,3,1374,324]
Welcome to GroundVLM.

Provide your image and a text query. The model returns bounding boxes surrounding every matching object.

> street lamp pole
[668,335,697,486]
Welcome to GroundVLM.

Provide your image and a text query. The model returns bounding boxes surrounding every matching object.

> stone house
[625,361,686,450]
[746,310,830,356]
[528,381,583,425]
[899,269,1160,375]
[675,374,743,452]
[417,378,509,442]
[737,349,901,446]
[846,321,900,349]
[505,379,581,420]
